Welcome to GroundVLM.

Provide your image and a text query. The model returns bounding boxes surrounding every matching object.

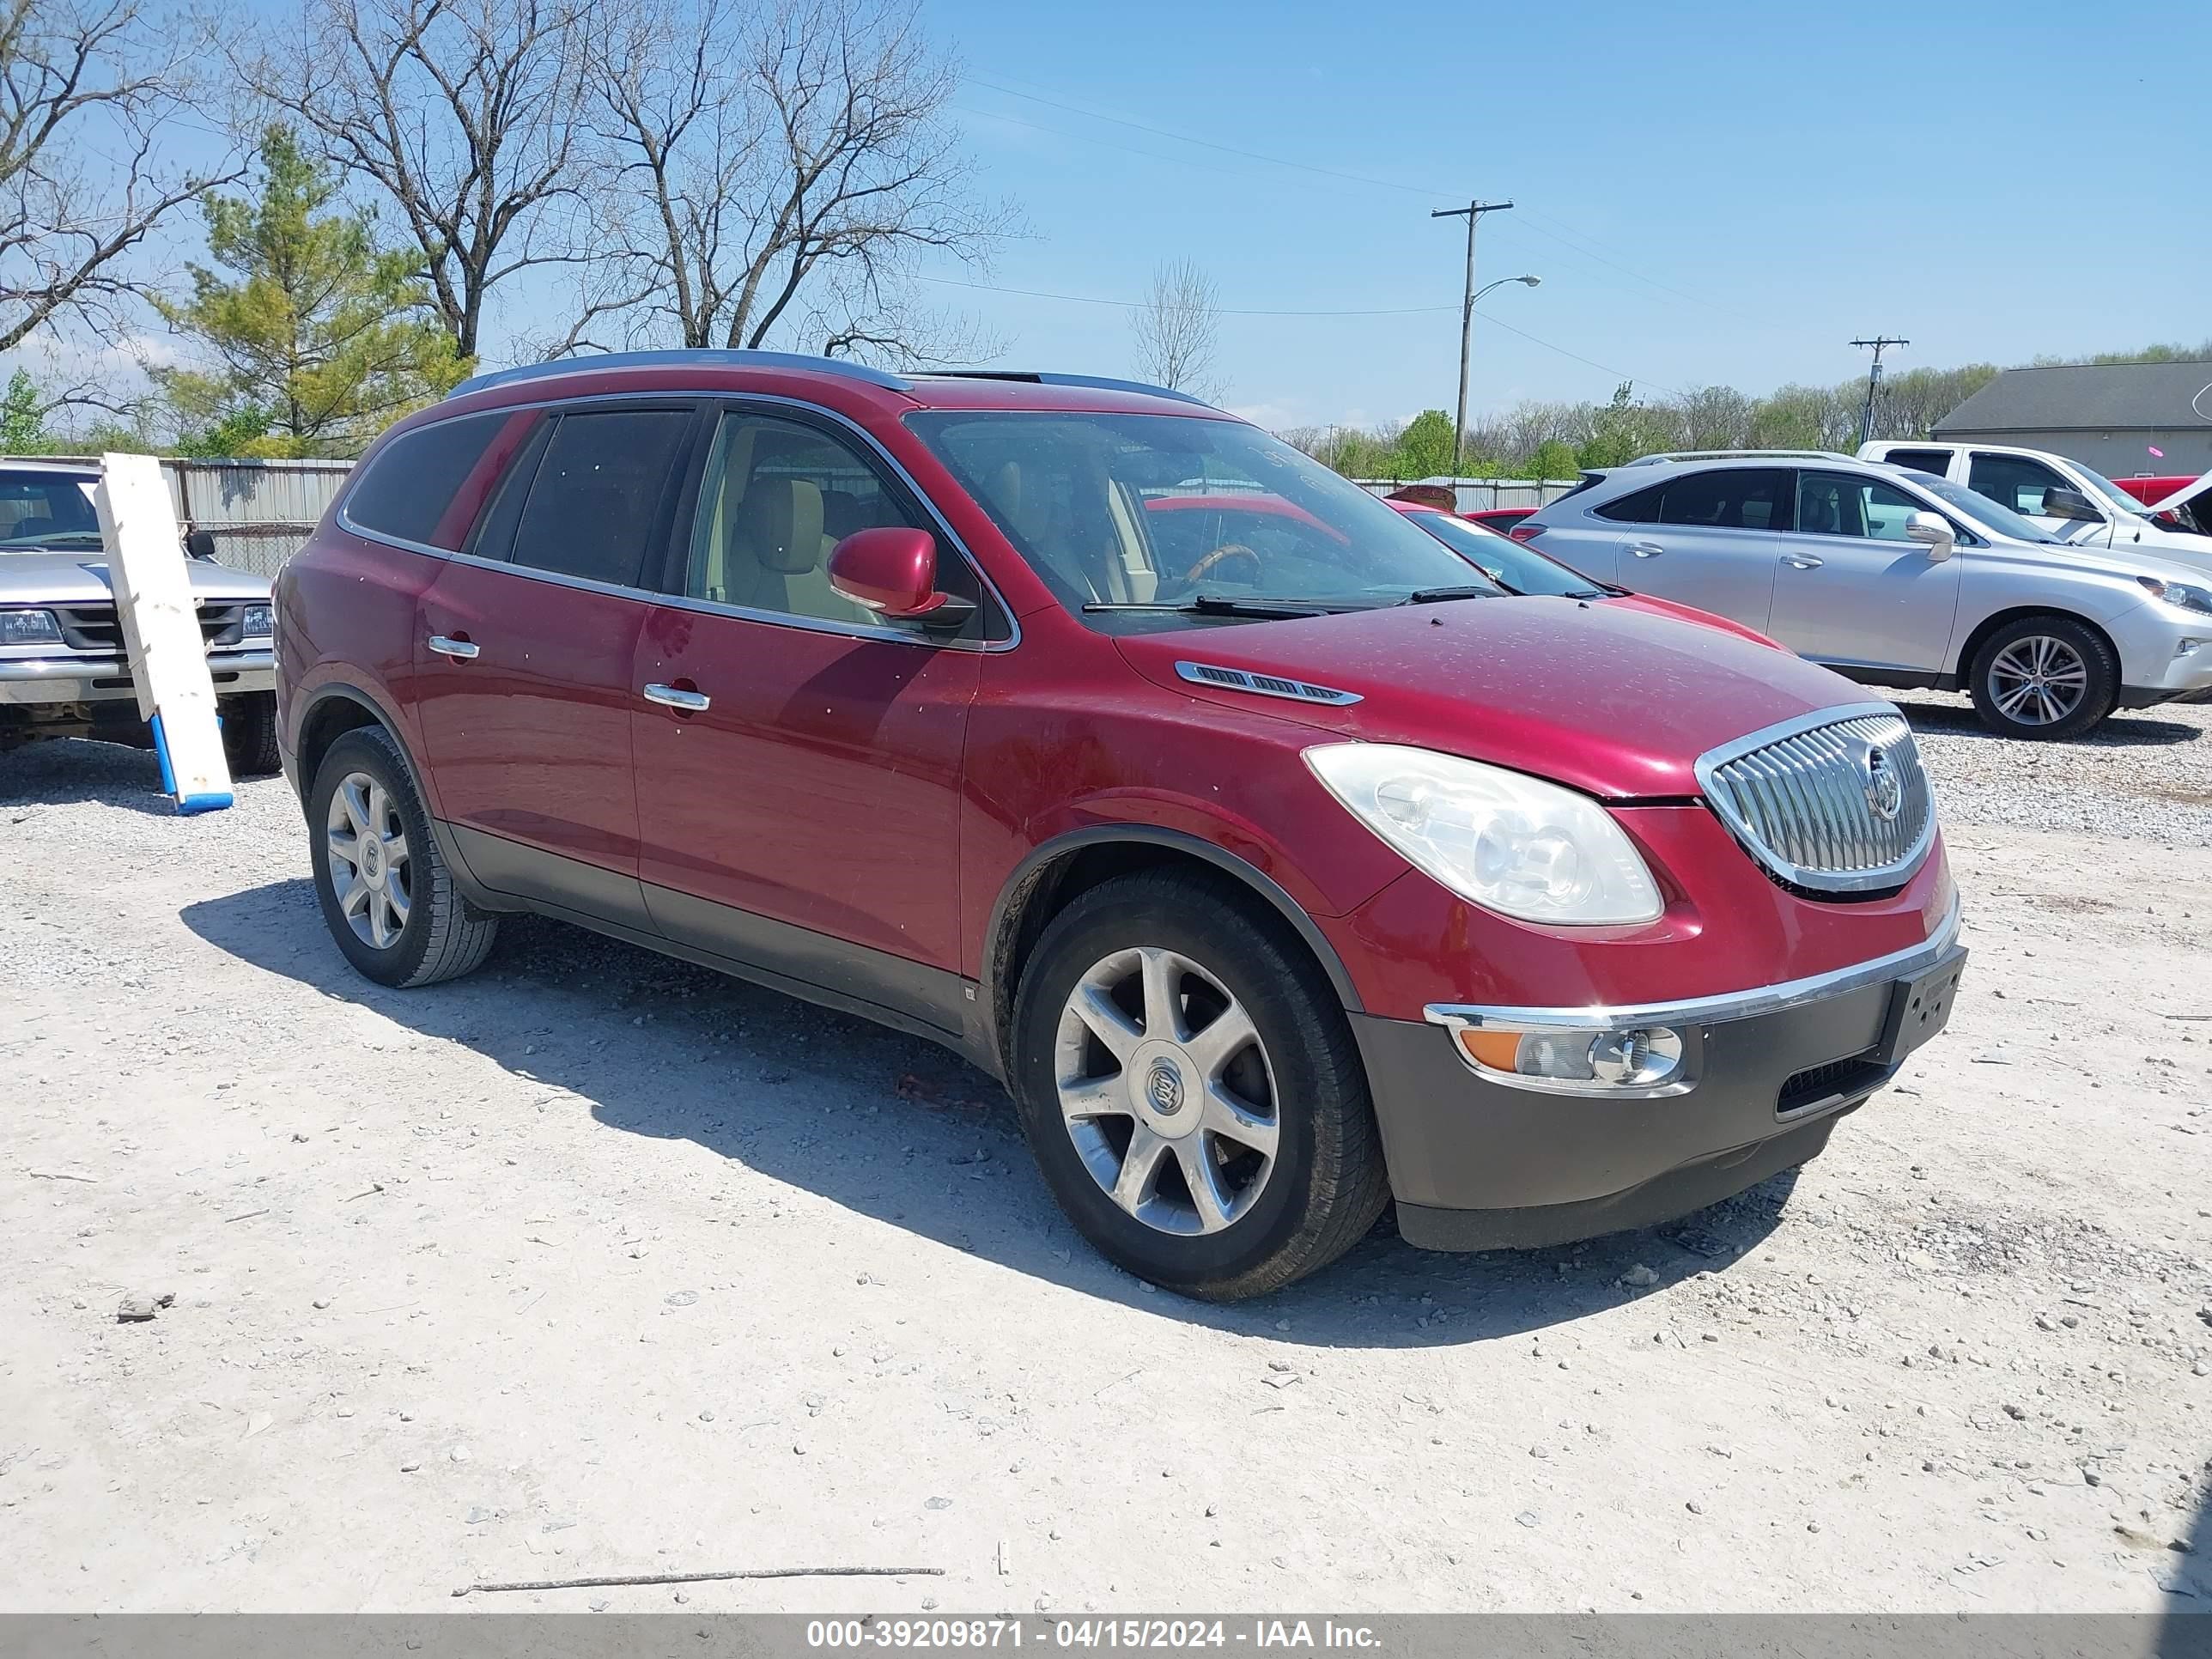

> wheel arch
[295,684,417,808]
[981,826,1363,1080]
[1952,605,2119,688]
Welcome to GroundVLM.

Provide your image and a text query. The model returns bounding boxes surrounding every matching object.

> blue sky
[927,0,2210,429]
[19,0,2206,435]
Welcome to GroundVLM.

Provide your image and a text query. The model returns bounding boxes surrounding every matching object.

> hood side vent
[1175,659,1362,707]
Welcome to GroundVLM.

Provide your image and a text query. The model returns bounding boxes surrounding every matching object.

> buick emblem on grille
[1860,741,1905,822]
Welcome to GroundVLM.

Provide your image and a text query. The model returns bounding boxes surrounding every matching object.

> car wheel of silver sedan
[1010,871,1389,1301]
[1967,614,2118,741]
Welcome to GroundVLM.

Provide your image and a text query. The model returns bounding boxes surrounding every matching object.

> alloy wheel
[325,770,412,949]
[1053,945,1280,1236]
[1988,635,2089,726]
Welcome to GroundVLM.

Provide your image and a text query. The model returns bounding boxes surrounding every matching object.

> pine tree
[0,369,45,452]
[155,127,467,458]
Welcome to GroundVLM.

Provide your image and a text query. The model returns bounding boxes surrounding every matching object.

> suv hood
[1115,596,1869,799]
[0,550,270,604]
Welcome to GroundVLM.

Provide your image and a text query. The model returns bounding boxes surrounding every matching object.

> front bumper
[1355,901,1966,1251]
[0,648,275,707]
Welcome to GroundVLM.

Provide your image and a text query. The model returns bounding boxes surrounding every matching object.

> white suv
[1519,450,2212,738]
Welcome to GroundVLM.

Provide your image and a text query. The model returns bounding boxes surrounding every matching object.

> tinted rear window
[1594,482,1668,523]
[1883,447,1952,475]
[1659,467,1789,531]
[344,411,527,550]
[506,409,692,586]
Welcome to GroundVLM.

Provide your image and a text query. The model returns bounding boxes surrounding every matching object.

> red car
[276,353,1964,1298]
[2112,472,2212,538]
[1384,500,1783,647]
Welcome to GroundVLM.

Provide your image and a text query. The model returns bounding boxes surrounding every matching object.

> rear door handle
[1782,554,1825,570]
[1627,541,1664,558]
[642,683,710,712]
[427,635,479,659]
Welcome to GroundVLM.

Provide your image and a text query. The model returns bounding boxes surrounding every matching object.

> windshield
[2071,461,2157,520]
[1401,509,1606,598]
[0,473,101,547]
[905,410,1490,627]
[1898,471,2062,544]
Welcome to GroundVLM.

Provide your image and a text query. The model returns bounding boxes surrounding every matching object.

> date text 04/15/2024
[805,1620,1382,1650]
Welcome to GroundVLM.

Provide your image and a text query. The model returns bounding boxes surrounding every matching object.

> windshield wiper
[1084,593,1360,619]
[1396,585,1501,605]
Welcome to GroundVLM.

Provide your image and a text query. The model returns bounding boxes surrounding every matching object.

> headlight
[241,603,274,637]
[1304,743,1664,925]
[2139,576,2212,617]
[0,608,62,645]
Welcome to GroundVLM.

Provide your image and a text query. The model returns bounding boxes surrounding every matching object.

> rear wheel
[307,726,497,988]
[1966,615,2117,740]
[1010,872,1389,1300]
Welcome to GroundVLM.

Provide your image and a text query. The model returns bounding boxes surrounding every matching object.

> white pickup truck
[1859,439,2212,564]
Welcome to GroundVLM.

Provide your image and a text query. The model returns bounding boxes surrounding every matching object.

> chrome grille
[1696,707,1934,895]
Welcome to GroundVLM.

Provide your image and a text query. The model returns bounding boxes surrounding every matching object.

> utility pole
[1432,199,1512,476]
[1851,336,1908,447]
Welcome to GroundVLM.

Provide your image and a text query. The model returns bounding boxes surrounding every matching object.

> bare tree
[1130,258,1218,395]
[580,0,1006,363]
[0,0,242,355]
[248,0,590,362]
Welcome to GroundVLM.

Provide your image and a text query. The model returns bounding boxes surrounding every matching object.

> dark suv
[276,351,1964,1298]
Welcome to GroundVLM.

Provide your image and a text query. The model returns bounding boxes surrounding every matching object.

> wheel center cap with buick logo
[1860,741,1904,822]
[1146,1060,1186,1116]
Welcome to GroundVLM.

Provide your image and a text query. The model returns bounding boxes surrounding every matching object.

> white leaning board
[93,453,233,813]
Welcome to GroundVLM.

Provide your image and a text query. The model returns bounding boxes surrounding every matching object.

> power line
[911,271,1455,318]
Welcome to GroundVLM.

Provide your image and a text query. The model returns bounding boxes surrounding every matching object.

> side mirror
[185,527,218,561]
[828,526,975,629]
[2040,487,2103,524]
[1905,510,1956,562]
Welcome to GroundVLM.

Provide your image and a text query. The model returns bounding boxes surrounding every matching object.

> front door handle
[642,682,710,712]
[1782,554,1825,570]
[1627,541,1664,558]
[427,635,479,659]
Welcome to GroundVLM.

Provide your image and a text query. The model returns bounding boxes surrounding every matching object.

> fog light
[1455,1024,1684,1089]
[2178,638,2202,658]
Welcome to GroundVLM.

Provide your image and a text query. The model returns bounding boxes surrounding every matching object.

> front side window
[0,472,100,549]
[345,410,532,551]
[1657,468,1790,532]
[1794,471,1921,541]
[905,410,1478,629]
[1967,453,2072,519]
[685,411,970,627]
[505,408,692,586]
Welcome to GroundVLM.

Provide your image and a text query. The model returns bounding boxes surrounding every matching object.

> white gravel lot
[3,708,2209,1616]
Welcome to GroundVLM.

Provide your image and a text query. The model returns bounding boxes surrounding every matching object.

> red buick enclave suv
[276,352,1966,1299]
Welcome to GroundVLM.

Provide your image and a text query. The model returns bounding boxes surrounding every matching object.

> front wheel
[1009,871,1389,1300]
[221,691,282,776]
[1966,616,2118,740]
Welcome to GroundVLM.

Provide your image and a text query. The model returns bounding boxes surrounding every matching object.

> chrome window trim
[1693,701,1936,895]
[1424,888,1960,1040]
[332,386,1021,655]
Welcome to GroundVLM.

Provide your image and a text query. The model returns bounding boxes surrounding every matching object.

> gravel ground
[3,727,2209,1615]
[1899,692,2212,845]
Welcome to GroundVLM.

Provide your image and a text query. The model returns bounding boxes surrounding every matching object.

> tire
[307,726,498,988]
[1009,871,1389,1300]
[221,692,283,776]
[1966,615,2117,740]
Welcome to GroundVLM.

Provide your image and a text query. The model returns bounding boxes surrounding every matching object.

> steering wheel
[1182,542,1263,586]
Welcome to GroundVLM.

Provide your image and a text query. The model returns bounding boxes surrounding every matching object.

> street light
[1450,275,1539,476]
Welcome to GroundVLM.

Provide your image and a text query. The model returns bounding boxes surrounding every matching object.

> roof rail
[446,349,913,401]
[1624,448,1857,466]
[906,368,1217,410]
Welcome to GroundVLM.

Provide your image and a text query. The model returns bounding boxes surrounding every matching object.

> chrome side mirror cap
[1905,510,1955,562]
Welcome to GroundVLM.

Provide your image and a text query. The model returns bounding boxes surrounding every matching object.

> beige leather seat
[715,476,870,623]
